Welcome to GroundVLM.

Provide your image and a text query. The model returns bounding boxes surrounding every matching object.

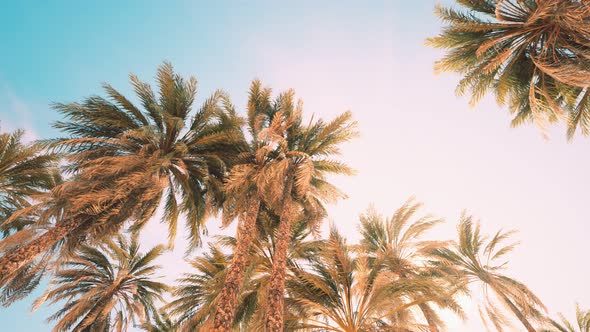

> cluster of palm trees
[0,62,360,331]
[1,1,589,330]
[0,85,586,331]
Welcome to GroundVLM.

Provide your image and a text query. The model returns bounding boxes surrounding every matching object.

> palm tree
[211,80,282,331]
[0,129,59,305]
[356,199,465,331]
[428,0,590,137]
[288,227,446,331]
[430,214,546,331]
[541,304,590,332]
[34,236,168,332]
[0,63,243,285]
[256,88,357,332]
[211,80,356,331]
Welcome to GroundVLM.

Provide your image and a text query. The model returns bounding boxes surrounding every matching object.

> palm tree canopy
[357,199,465,330]
[35,236,168,332]
[222,80,357,229]
[428,0,590,138]
[0,129,59,235]
[35,62,243,251]
[289,227,448,332]
[358,198,444,270]
[430,214,546,331]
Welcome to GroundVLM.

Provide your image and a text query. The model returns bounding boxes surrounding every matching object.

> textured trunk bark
[0,217,86,285]
[265,178,294,332]
[497,291,537,332]
[212,199,261,332]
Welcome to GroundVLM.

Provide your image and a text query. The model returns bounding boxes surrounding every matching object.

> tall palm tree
[288,227,447,331]
[541,304,590,332]
[356,199,465,331]
[430,214,546,331]
[34,236,168,332]
[257,88,357,332]
[212,80,356,331]
[0,129,59,305]
[0,63,243,285]
[428,0,590,137]
[211,80,283,331]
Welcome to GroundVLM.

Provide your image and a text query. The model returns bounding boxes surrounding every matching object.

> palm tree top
[358,197,444,263]
[431,213,546,330]
[37,62,244,250]
[35,235,168,332]
[428,0,590,137]
[289,227,449,331]
[222,80,357,227]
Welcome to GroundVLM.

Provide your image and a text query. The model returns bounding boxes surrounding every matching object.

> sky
[1,1,589,331]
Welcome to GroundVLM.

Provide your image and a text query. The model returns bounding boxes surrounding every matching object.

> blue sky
[1,1,589,331]
[0,0,397,136]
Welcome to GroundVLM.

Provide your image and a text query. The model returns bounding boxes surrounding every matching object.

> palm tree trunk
[497,289,537,332]
[0,217,86,285]
[212,199,261,332]
[265,178,294,332]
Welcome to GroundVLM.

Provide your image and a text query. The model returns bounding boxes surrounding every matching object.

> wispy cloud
[0,85,39,141]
